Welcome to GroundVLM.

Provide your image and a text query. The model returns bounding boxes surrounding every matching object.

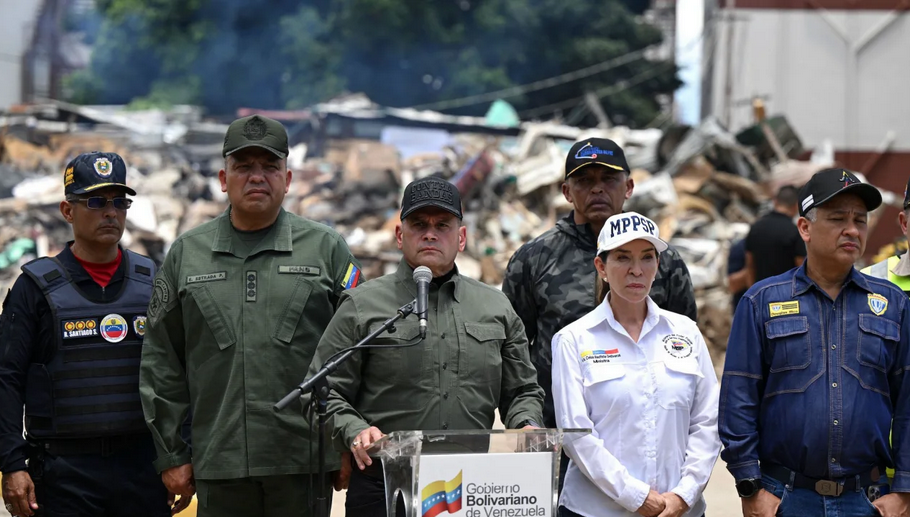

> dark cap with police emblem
[223,115,289,159]
[64,151,136,196]
[565,138,630,180]
[400,177,463,220]
[797,168,882,217]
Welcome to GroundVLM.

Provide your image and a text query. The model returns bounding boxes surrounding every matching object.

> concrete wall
[0,0,42,109]
[708,8,910,152]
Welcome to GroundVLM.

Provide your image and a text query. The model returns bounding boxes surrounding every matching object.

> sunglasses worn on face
[71,197,133,210]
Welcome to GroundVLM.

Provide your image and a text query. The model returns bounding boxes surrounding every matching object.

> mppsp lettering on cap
[607,214,658,240]
[597,212,669,255]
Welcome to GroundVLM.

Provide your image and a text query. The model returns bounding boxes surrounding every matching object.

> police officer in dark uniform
[0,152,180,516]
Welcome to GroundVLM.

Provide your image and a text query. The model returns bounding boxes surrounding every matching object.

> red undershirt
[73,248,122,288]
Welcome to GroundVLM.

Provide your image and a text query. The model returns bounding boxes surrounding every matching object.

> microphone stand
[274,300,417,517]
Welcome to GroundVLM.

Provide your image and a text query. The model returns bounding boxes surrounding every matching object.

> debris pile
[0,98,880,362]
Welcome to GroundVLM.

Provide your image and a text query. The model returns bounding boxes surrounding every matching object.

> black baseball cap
[223,115,289,159]
[64,151,136,196]
[903,175,910,209]
[798,168,882,217]
[400,177,463,220]
[565,138,630,180]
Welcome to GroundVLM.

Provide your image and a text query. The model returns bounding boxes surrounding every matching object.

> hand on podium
[350,426,385,470]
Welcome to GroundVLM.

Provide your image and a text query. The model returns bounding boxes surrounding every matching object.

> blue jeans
[762,474,883,517]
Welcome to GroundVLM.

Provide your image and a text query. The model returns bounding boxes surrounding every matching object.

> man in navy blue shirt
[720,168,910,517]
[727,238,748,314]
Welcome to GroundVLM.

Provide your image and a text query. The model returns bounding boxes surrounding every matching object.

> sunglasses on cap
[69,197,133,210]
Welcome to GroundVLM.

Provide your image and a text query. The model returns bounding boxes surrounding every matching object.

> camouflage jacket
[502,212,698,427]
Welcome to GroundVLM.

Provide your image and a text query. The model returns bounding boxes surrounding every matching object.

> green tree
[69,0,679,127]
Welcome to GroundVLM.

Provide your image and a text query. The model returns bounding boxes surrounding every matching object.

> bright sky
[675,0,705,125]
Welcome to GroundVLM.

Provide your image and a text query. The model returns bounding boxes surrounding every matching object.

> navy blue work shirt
[719,262,910,492]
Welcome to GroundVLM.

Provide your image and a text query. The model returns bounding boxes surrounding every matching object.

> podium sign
[368,429,589,517]
[418,452,552,517]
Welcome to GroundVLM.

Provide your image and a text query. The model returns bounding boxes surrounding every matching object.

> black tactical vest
[21,250,155,439]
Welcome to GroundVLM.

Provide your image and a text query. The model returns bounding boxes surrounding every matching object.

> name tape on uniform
[769,301,800,317]
[186,272,227,284]
[278,265,321,275]
[62,318,98,339]
[581,349,621,363]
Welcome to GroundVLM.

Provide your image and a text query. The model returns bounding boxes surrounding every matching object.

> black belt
[31,434,146,457]
[761,464,883,497]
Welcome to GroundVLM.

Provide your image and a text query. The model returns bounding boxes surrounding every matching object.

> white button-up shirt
[552,296,720,517]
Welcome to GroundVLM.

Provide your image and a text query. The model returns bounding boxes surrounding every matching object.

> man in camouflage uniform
[502,138,697,488]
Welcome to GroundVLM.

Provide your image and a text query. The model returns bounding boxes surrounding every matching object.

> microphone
[413,266,432,339]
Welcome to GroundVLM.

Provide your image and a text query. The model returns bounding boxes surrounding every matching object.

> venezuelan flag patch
[341,263,361,290]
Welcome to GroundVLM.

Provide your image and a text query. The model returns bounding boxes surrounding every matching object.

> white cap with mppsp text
[596,212,669,255]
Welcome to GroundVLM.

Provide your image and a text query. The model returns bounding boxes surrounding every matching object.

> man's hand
[741,489,781,517]
[636,490,666,517]
[167,490,192,515]
[333,452,353,491]
[872,492,910,517]
[161,463,195,497]
[656,492,689,517]
[2,470,38,516]
[350,427,384,470]
[162,464,194,514]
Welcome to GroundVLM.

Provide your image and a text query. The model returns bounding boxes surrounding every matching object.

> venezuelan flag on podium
[421,470,463,517]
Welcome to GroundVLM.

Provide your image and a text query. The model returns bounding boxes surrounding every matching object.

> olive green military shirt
[310,259,544,451]
[139,208,362,479]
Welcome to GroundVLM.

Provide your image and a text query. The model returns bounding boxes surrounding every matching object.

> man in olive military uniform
[0,152,177,516]
[139,115,362,517]
[310,176,544,517]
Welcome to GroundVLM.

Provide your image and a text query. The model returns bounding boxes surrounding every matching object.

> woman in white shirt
[552,212,720,517]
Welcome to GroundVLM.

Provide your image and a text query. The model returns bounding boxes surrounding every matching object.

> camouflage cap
[223,115,289,159]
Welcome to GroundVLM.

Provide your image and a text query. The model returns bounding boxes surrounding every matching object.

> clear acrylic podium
[366,429,590,517]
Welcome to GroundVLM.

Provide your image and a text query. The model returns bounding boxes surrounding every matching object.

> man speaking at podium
[309,176,545,517]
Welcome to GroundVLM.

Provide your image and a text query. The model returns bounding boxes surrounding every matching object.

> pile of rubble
[0,97,881,362]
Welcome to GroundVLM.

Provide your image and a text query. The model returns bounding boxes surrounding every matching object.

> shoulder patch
[341,263,361,290]
[149,277,171,323]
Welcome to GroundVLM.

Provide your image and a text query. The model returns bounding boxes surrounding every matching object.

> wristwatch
[736,478,762,498]
[517,420,541,428]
